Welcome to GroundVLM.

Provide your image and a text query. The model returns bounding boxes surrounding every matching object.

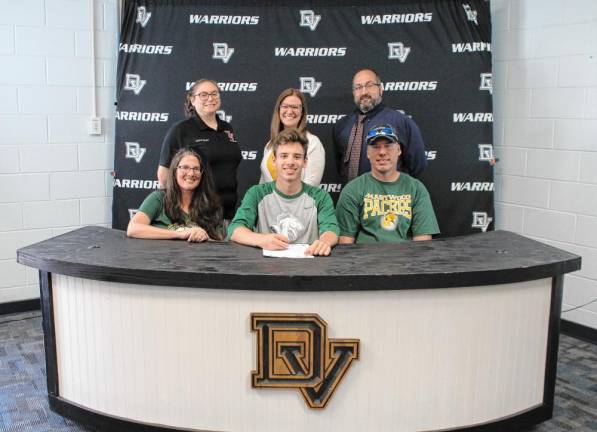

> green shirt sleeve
[335,181,362,238]
[411,180,440,237]
[226,185,261,240]
[312,188,340,236]
[138,191,164,222]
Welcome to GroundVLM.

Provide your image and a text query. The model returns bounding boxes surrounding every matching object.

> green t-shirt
[336,173,440,243]
[227,182,339,243]
[138,190,198,230]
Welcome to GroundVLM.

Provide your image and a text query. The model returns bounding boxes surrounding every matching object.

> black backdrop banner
[112,0,494,237]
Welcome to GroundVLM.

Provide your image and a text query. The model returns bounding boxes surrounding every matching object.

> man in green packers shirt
[336,124,440,244]
[227,129,339,256]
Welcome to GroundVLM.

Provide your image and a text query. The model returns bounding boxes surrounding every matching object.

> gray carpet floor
[1,311,596,432]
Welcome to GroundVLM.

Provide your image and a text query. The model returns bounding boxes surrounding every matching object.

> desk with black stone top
[18,226,581,432]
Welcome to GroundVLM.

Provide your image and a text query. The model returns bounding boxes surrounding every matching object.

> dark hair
[267,88,308,149]
[164,149,224,239]
[352,68,382,85]
[272,128,308,159]
[184,78,219,118]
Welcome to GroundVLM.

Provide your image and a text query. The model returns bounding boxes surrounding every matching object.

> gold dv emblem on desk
[251,313,359,408]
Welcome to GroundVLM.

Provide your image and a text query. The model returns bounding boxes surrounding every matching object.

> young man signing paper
[227,129,338,256]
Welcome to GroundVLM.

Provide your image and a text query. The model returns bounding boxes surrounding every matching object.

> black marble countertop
[17,226,581,291]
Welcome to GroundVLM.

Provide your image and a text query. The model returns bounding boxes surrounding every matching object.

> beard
[356,94,381,113]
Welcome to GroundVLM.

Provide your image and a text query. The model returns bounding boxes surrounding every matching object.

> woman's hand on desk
[177,227,209,243]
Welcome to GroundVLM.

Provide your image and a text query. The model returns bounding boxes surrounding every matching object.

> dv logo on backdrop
[388,42,410,62]
[216,110,232,123]
[480,73,492,94]
[472,212,492,232]
[299,10,321,31]
[213,43,234,63]
[300,77,322,97]
[136,6,151,27]
[124,74,146,95]
[125,142,146,163]
[462,4,478,25]
[478,144,494,163]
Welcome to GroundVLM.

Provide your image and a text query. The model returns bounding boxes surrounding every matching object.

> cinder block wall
[491,0,597,329]
[1,1,596,331]
[0,0,117,303]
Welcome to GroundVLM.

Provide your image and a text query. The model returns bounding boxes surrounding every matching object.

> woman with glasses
[157,79,241,221]
[129,149,224,241]
[259,88,325,186]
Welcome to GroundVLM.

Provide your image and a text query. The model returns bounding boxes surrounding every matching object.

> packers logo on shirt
[380,213,398,230]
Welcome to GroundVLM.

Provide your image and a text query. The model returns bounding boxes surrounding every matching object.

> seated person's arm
[335,185,360,245]
[230,226,289,250]
[127,192,209,242]
[227,186,288,250]
[127,211,187,240]
[127,212,209,242]
[306,230,338,256]
[306,190,340,256]
[410,181,440,241]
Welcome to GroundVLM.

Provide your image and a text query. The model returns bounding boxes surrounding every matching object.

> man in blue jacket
[333,68,427,184]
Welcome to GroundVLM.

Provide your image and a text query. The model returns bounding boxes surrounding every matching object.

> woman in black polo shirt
[157,79,241,220]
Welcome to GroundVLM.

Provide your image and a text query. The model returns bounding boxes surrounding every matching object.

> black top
[17,226,581,292]
[159,115,242,219]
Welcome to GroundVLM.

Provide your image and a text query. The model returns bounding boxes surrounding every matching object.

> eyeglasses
[193,91,220,101]
[280,104,302,111]
[177,165,202,174]
[366,125,399,144]
[353,82,381,92]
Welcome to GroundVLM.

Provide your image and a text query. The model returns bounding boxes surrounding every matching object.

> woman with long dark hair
[129,149,224,241]
[157,78,241,221]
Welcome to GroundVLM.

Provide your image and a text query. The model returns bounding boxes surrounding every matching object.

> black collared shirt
[159,114,242,219]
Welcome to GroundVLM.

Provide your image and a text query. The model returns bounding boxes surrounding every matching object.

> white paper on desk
[262,243,314,258]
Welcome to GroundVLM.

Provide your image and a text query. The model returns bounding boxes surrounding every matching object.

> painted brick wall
[0,0,117,303]
[491,0,597,329]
